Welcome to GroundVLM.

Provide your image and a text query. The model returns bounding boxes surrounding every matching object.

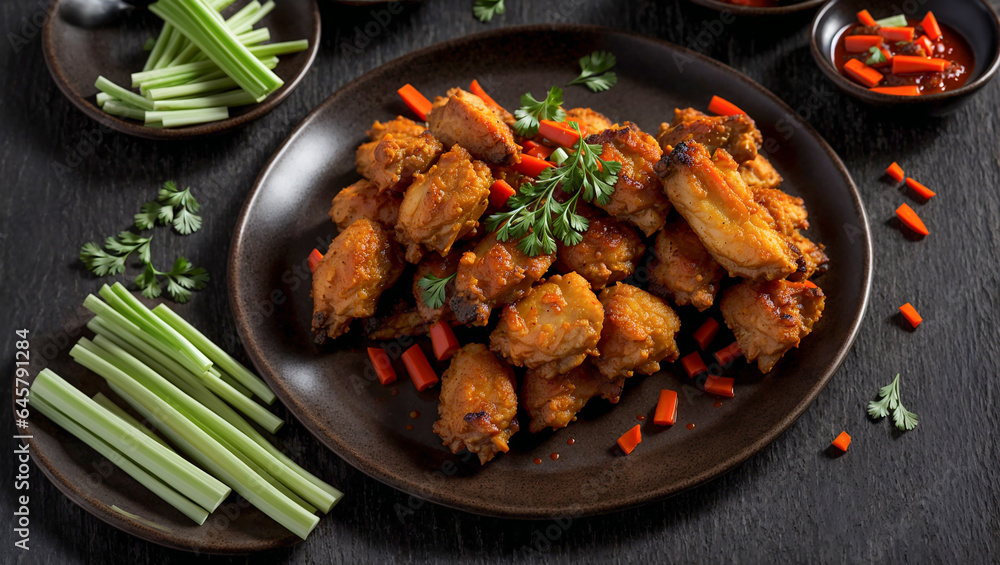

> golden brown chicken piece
[565,107,613,136]
[592,283,681,379]
[490,272,604,379]
[648,219,725,311]
[520,363,623,433]
[370,131,443,193]
[426,88,520,167]
[396,145,492,263]
[739,153,782,190]
[719,279,825,373]
[656,141,800,281]
[554,206,645,290]
[329,179,401,231]
[586,123,671,236]
[655,108,762,164]
[412,247,465,323]
[311,219,404,341]
[450,232,555,327]
[363,309,429,340]
[752,187,828,280]
[433,344,519,464]
[356,116,426,179]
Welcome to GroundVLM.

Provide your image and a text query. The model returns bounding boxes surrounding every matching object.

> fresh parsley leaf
[135,263,162,299]
[417,272,456,309]
[473,0,505,22]
[134,202,162,230]
[513,87,567,137]
[157,181,202,235]
[173,207,202,235]
[568,51,618,92]
[133,257,209,303]
[486,121,620,256]
[865,46,887,66]
[867,374,919,431]
[81,232,153,277]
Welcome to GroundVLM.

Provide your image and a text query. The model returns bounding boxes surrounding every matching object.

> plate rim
[41,0,321,141]
[227,23,874,519]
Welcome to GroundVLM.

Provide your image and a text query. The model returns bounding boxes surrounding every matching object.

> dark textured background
[2,0,999,563]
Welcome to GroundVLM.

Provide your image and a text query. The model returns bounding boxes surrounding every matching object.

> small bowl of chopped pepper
[810,0,1000,114]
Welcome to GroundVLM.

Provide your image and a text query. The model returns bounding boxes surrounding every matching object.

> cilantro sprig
[134,257,209,303]
[865,46,887,66]
[868,374,919,431]
[417,272,456,310]
[80,232,152,276]
[513,87,567,137]
[134,181,203,235]
[485,122,621,256]
[473,0,505,22]
[568,51,618,92]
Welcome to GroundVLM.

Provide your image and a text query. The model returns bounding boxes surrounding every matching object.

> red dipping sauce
[833,15,974,95]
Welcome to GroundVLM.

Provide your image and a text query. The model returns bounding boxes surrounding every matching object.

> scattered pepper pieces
[704,375,735,398]
[617,424,642,455]
[397,84,432,121]
[367,347,396,385]
[401,345,438,391]
[714,342,743,366]
[896,203,929,236]
[653,390,678,426]
[681,352,708,378]
[831,431,852,452]
[307,248,323,274]
[886,162,905,182]
[429,321,460,361]
[692,318,720,351]
[707,95,745,116]
[899,303,922,328]
[905,177,936,201]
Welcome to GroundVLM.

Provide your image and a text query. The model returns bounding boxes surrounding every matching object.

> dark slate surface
[1,0,998,563]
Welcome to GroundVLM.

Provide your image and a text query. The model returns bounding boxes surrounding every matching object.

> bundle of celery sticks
[95,0,309,128]
[30,283,340,539]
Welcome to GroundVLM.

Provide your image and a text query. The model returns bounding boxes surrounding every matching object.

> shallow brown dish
[810,0,1000,114]
[229,24,873,519]
[687,0,826,17]
[42,0,320,140]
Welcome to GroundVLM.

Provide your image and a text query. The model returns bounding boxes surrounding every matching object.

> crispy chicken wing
[739,153,782,191]
[396,145,492,263]
[565,107,613,136]
[554,205,645,290]
[490,272,604,379]
[450,232,555,327]
[329,179,401,231]
[719,279,825,373]
[370,131,444,193]
[413,247,465,323]
[655,108,762,164]
[356,116,426,179]
[592,283,681,379]
[520,363,623,433]
[649,218,725,311]
[433,344,519,464]
[586,123,671,236]
[656,140,800,281]
[311,219,404,341]
[426,88,520,167]
[363,309,429,340]
[752,186,828,280]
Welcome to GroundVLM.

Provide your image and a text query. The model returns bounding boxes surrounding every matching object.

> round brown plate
[19,307,303,554]
[42,0,320,140]
[229,24,873,519]
[687,0,826,17]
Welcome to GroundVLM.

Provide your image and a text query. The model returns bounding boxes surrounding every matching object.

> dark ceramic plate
[687,0,826,18]
[810,0,1000,114]
[20,305,303,554]
[42,0,320,140]
[229,25,873,519]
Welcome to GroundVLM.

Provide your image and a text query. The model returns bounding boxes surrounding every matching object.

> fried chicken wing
[586,123,671,236]
[490,272,604,379]
[739,153,782,191]
[554,206,645,290]
[592,283,681,379]
[751,186,829,280]
[370,131,444,193]
[396,145,492,263]
[648,218,725,311]
[655,108,762,164]
[719,280,825,373]
[311,219,404,341]
[656,141,800,281]
[427,88,520,167]
[450,232,555,326]
[329,179,401,231]
[363,309,429,340]
[520,363,623,433]
[565,107,613,136]
[413,247,465,322]
[433,344,519,464]
[356,116,426,179]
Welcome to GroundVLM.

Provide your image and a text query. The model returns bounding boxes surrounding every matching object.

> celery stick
[143,24,175,71]
[151,90,255,111]
[96,92,112,106]
[92,392,172,450]
[199,369,283,433]
[153,27,186,70]
[103,101,147,121]
[30,394,209,525]
[154,304,276,405]
[148,76,238,100]
[211,367,254,398]
[133,59,217,86]
[157,108,230,128]
[31,369,229,511]
[95,76,154,111]
[874,14,907,27]
[232,1,275,35]
[86,337,335,513]
[249,40,309,59]
[234,28,271,47]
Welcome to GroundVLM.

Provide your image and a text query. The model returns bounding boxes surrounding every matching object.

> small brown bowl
[810,0,1000,115]
[42,0,320,140]
[687,0,826,18]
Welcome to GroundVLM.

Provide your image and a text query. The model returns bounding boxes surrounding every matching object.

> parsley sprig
[134,257,209,303]
[868,374,919,431]
[513,87,567,138]
[417,272,456,310]
[134,181,203,235]
[473,0,505,22]
[80,232,152,276]
[485,122,621,256]
[865,46,887,66]
[568,51,618,92]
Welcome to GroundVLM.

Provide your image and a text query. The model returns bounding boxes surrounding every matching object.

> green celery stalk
[151,90,257,111]
[153,27,187,70]
[103,100,147,121]
[30,394,209,525]
[95,76,154,110]
[92,392,172,450]
[874,14,907,27]
[248,40,309,59]
[231,1,275,35]
[96,92,112,106]
[146,107,230,128]
[143,24,175,71]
